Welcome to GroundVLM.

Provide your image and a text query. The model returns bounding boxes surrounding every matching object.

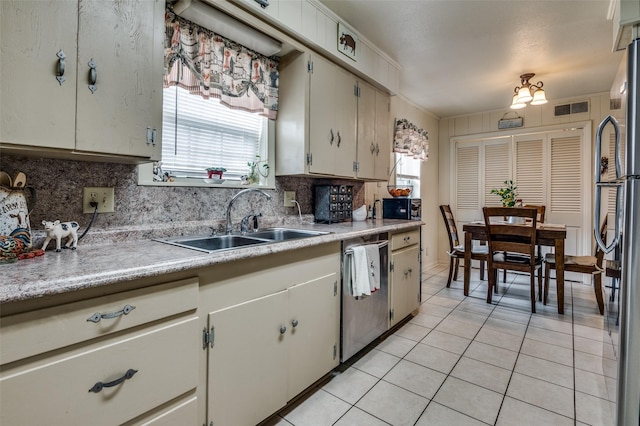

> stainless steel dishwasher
[341,232,389,362]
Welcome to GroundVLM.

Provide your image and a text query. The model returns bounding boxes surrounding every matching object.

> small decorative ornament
[41,220,80,252]
[337,22,357,61]
[600,156,609,176]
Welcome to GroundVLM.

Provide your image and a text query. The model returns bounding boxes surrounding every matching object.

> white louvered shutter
[550,133,582,214]
[456,143,480,221]
[483,139,512,207]
[515,136,545,205]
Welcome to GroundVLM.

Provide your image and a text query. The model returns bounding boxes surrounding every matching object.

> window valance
[393,118,429,161]
[164,8,279,119]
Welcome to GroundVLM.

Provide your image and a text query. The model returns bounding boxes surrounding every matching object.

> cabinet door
[208,290,289,426]
[75,0,162,159]
[287,272,339,399]
[374,91,391,180]
[390,245,420,327]
[333,65,358,177]
[356,81,376,179]
[309,55,338,175]
[0,0,77,149]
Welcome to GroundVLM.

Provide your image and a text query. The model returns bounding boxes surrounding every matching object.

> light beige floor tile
[506,373,574,419]
[475,327,523,352]
[525,325,573,349]
[394,322,431,342]
[421,329,471,355]
[428,295,462,309]
[574,323,607,342]
[574,350,606,375]
[260,415,293,426]
[322,367,379,405]
[352,349,401,378]
[464,341,519,370]
[490,306,531,325]
[575,391,615,426]
[435,318,481,340]
[410,312,444,329]
[404,342,460,374]
[416,401,488,426]
[282,389,351,426]
[496,396,574,426]
[484,317,528,337]
[376,335,418,358]
[514,353,574,389]
[574,335,606,356]
[450,356,512,394]
[448,309,489,325]
[520,338,573,367]
[457,298,496,316]
[437,287,467,301]
[419,302,453,318]
[432,376,503,425]
[383,359,447,399]
[355,380,428,426]
[333,407,389,426]
[529,316,573,334]
[575,368,610,400]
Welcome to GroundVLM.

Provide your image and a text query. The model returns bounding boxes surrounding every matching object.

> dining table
[462,221,568,313]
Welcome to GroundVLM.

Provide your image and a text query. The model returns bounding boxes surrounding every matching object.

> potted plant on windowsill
[206,167,226,180]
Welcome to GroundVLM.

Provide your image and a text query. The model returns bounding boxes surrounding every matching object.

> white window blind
[484,141,511,207]
[162,85,266,180]
[550,135,582,213]
[456,144,480,210]
[516,137,545,205]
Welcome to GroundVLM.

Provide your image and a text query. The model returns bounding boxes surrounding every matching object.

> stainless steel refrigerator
[594,36,640,425]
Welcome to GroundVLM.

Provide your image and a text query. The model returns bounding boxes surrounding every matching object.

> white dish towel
[347,244,381,297]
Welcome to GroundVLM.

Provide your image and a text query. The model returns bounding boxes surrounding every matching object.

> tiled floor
[264,265,617,426]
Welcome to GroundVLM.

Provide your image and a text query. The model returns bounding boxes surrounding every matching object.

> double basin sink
[156,228,329,254]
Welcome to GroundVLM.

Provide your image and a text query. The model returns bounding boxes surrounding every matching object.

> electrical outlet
[283,191,296,207]
[83,187,115,213]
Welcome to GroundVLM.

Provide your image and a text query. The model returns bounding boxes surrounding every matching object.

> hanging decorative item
[393,118,429,161]
[498,111,524,129]
[337,22,357,61]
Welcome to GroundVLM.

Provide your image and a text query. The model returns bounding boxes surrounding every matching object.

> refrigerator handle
[594,115,622,253]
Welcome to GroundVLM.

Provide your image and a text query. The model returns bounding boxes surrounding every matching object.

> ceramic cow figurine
[41,220,79,252]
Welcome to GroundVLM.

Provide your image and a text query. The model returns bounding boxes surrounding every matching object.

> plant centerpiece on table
[490,180,518,207]
[243,155,270,185]
[206,167,226,179]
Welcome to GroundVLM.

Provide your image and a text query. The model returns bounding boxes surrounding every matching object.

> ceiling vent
[554,101,589,117]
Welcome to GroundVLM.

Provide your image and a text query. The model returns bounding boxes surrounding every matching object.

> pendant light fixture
[510,73,548,109]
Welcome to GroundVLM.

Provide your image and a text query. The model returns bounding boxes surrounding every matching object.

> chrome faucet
[225,188,272,234]
[240,212,262,234]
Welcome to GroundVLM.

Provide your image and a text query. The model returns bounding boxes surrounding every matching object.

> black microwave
[382,198,421,220]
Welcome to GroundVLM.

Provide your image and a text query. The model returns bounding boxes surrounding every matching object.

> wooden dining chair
[483,207,542,313]
[501,204,546,283]
[440,205,487,287]
[543,217,608,315]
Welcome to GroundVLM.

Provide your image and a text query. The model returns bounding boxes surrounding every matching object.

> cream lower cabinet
[0,0,163,161]
[0,277,200,426]
[389,228,422,327]
[204,243,341,426]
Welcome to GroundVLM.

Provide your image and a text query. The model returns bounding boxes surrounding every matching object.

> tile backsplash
[1,156,364,244]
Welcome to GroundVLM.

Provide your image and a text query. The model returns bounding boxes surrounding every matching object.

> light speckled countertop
[1,220,422,304]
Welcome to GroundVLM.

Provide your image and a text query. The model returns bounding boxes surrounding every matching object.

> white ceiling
[317,0,625,118]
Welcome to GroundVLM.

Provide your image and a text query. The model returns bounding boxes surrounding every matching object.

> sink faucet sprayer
[225,188,272,234]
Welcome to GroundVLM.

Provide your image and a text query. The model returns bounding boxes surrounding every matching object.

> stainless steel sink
[157,234,270,253]
[155,228,329,253]
[250,228,328,241]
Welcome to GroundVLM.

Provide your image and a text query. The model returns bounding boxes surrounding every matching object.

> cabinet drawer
[131,396,198,426]
[1,277,198,364]
[0,317,199,426]
[391,229,420,250]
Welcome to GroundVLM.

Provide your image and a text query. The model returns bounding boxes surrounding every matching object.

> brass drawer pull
[87,304,136,323]
[88,368,138,393]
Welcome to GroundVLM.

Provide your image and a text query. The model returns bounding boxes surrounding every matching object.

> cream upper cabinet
[356,80,390,180]
[389,229,421,327]
[0,0,163,161]
[276,51,389,180]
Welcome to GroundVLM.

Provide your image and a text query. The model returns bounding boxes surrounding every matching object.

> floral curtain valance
[393,118,429,161]
[164,8,280,119]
